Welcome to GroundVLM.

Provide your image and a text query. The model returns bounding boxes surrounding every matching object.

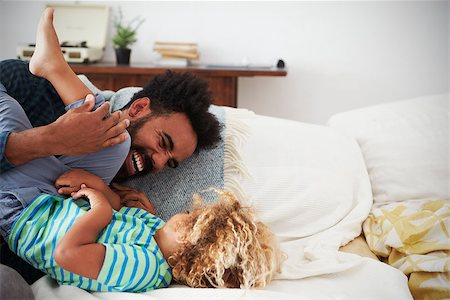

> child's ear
[128,97,151,118]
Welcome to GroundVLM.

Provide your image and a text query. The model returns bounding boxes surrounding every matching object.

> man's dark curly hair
[122,70,222,151]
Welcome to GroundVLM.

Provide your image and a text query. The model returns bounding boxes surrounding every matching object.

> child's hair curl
[168,190,282,288]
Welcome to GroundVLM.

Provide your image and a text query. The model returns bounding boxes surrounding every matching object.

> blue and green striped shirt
[8,194,172,293]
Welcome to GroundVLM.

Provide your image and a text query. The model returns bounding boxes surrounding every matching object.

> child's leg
[29,8,92,106]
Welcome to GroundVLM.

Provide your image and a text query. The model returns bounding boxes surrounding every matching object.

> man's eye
[159,135,167,149]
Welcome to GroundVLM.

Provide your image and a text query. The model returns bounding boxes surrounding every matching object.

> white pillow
[327,94,449,206]
[234,114,372,244]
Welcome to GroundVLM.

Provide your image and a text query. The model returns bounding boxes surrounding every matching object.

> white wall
[0,1,448,124]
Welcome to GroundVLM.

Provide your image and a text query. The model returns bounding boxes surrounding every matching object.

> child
[1,8,281,292]
[10,169,281,291]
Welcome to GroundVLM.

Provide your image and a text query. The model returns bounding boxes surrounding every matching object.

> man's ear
[128,97,151,118]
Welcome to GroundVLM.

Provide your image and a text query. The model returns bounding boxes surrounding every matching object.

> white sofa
[31,93,448,299]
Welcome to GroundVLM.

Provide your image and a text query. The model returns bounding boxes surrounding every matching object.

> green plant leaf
[112,7,145,49]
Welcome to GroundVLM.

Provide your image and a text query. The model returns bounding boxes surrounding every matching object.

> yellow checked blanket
[363,200,449,300]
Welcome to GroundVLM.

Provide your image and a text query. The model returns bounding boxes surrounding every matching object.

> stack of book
[153,41,199,66]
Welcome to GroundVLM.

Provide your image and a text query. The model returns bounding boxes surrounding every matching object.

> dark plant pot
[115,48,131,65]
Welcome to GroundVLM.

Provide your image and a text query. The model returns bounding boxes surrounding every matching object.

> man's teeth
[133,151,144,172]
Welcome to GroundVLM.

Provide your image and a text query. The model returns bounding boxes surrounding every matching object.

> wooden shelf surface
[70,63,287,107]
[71,63,287,77]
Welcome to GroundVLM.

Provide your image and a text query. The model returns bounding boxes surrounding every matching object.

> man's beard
[114,115,153,182]
[127,114,152,138]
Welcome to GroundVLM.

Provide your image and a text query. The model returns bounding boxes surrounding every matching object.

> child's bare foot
[29,7,67,79]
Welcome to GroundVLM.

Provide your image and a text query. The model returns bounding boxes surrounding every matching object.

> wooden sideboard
[70,63,287,107]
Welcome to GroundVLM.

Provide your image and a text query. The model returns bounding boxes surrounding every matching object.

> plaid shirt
[0,59,66,172]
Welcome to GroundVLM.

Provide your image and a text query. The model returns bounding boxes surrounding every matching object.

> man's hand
[111,183,157,214]
[50,95,130,156]
[4,95,130,167]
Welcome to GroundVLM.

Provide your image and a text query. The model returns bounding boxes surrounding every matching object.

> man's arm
[3,96,129,169]
[0,132,14,172]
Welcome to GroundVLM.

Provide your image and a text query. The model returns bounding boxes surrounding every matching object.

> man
[0,60,222,178]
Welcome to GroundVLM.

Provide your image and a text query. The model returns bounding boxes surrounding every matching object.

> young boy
[1,8,281,292]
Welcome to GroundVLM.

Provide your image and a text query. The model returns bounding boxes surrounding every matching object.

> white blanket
[31,108,412,299]
[32,257,411,300]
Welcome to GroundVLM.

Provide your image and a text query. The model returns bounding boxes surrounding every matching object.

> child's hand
[72,184,111,210]
[56,169,106,195]
[111,183,157,214]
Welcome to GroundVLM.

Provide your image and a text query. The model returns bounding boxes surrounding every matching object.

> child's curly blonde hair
[168,190,282,288]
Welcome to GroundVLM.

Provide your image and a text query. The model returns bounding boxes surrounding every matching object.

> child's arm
[55,169,121,211]
[54,186,111,279]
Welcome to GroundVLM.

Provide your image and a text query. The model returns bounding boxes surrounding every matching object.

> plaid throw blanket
[363,199,450,299]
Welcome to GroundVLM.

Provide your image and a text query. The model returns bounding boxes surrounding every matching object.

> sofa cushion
[327,93,449,206]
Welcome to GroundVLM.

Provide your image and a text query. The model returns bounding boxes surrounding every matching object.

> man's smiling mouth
[114,148,153,182]
[125,149,149,176]
[132,150,145,173]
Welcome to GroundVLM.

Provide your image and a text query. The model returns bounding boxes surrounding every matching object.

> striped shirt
[8,193,172,293]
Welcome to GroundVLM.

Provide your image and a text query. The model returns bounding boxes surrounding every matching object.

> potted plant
[112,8,145,65]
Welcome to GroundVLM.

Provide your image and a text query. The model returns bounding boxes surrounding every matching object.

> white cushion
[327,94,449,206]
[238,115,372,241]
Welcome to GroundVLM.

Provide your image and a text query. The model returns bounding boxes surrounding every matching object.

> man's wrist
[43,121,65,155]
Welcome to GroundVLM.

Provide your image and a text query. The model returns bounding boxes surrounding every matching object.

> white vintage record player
[17,4,109,64]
